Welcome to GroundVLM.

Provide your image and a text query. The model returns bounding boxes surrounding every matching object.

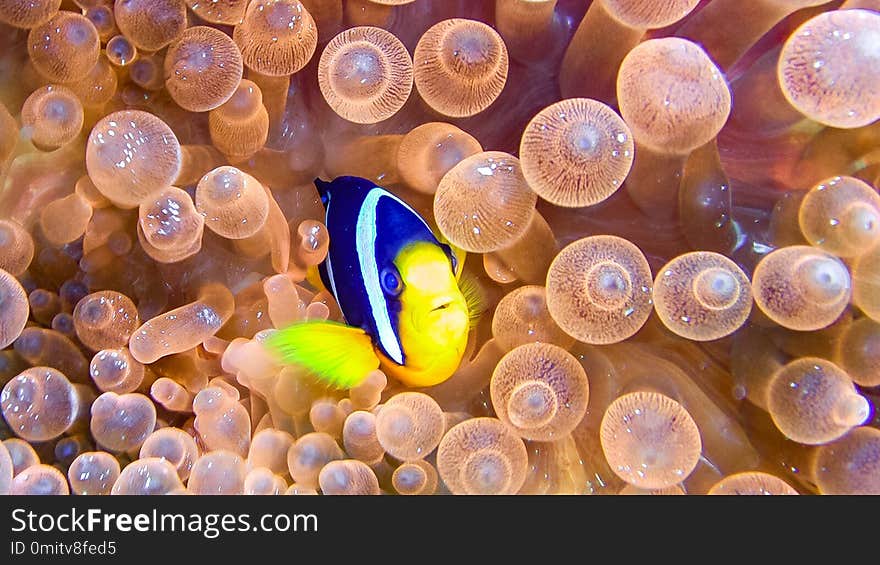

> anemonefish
[265,176,481,389]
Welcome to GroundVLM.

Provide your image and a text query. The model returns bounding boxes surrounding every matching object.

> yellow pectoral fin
[264,320,380,389]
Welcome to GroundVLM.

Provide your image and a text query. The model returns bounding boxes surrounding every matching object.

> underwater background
[0,0,878,495]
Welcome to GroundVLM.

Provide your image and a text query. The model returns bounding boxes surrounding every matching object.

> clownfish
[265,176,481,389]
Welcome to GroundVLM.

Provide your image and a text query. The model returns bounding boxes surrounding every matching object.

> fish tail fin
[264,320,380,389]
[458,270,486,330]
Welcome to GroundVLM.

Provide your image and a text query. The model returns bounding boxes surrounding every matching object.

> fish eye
[381,268,403,296]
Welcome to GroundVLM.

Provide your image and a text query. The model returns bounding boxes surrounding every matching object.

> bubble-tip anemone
[433,151,536,254]
[234,0,318,76]
[545,235,654,344]
[85,110,182,209]
[520,98,634,208]
[318,26,413,124]
[752,246,851,331]
[779,9,880,129]
[600,391,702,490]
[437,417,528,495]
[653,252,752,341]
[164,26,244,113]
[490,342,589,441]
[413,18,509,118]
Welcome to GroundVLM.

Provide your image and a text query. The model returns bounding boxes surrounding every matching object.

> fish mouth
[416,296,468,334]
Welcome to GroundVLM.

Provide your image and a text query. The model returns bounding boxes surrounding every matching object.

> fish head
[390,242,470,384]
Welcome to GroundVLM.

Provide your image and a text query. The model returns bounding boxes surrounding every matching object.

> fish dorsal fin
[264,320,380,389]
[314,178,332,205]
[457,270,486,330]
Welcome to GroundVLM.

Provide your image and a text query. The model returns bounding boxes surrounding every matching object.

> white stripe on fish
[356,188,404,364]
